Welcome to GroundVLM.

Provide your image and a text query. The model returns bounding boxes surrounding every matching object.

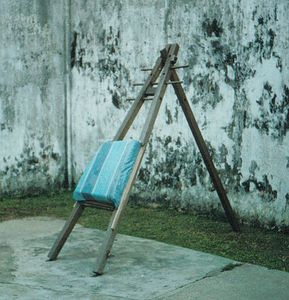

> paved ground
[0,217,288,300]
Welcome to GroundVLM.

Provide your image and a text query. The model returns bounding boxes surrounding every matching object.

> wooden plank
[94,147,146,275]
[140,44,179,144]
[94,227,116,276]
[111,147,146,230]
[83,200,115,211]
[170,64,189,69]
[94,46,181,275]
[114,56,164,141]
[47,202,85,260]
[170,69,240,232]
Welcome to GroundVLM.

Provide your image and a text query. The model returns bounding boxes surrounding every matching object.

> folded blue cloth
[73,140,141,207]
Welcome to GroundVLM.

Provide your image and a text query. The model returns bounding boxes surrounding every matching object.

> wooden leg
[48,202,84,261]
[94,202,130,276]
[140,44,179,145]
[170,70,240,232]
[94,225,117,276]
[95,46,179,274]
[102,210,117,258]
[94,147,146,275]
[114,57,163,141]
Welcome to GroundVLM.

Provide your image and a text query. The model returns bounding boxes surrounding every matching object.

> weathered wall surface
[1,0,288,228]
[70,0,289,227]
[0,1,67,196]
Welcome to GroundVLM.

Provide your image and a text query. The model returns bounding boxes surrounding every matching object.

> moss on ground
[1,191,289,272]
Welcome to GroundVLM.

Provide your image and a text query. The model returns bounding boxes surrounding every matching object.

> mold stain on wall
[129,1,289,226]
[66,0,289,227]
[70,24,131,109]
[0,1,66,197]
[2,0,289,228]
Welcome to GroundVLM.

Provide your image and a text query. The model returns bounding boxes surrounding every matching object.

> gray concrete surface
[156,264,289,300]
[0,217,289,300]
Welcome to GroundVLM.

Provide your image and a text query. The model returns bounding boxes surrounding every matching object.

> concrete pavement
[0,217,288,299]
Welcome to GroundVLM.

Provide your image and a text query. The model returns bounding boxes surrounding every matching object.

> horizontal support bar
[140,65,188,71]
[171,64,189,69]
[133,81,182,87]
[126,97,154,102]
[133,82,159,87]
[166,81,183,85]
[82,200,115,211]
[140,68,153,71]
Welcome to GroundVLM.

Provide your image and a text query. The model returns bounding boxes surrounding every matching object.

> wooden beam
[114,56,164,141]
[94,147,146,275]
[140,44,179,144]
[170,69,240,232]
[94,45,180,275]
[48,202,85,260]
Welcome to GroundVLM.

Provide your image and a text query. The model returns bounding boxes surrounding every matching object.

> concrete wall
[0,1,67,196]
[1,0,289,228]
[70,0,289,227]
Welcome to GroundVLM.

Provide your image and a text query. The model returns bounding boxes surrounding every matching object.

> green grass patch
[1,191,289,272]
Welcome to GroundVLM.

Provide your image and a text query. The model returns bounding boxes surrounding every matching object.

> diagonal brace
[170,70,240,232]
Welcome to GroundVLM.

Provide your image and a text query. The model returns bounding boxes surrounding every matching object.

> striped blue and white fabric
[73,140,141,207]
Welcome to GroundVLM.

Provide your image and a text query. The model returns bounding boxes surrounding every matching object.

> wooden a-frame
[48,44,240,276]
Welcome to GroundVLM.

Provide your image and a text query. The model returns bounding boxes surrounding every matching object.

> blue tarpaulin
[73,140,141,207]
